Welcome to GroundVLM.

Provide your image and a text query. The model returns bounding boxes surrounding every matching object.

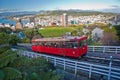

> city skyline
[0,0,120,13]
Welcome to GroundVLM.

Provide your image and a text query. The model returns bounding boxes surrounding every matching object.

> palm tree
[0,49,61,80]
[0,50,22,80]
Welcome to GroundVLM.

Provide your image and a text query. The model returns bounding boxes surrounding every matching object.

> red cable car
[32,36,88,58]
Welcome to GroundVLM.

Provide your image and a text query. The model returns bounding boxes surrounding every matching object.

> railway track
[34,51,120,67]
[13,45,120,67]
[12,46,120,80]
[81,56,120,67]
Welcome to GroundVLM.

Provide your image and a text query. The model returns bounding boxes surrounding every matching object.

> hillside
[37,10,117,17]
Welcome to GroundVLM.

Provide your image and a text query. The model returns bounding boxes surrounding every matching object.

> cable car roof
[32,36,87,42]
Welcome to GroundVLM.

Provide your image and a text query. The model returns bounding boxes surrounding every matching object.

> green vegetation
[0,46,10,53]
[1,23,119,46]
[23,26,85,39]
[21,37,31,43]
[0,32,10,45]
[9,34,21,46]
[114,25,120,40]
[23,24,119,46]
[0,48,61,80]
[39,27,74,37]
[23,29,43,43]
[0,27,21,45]
[0,27,61,80]
[0,27,12,34]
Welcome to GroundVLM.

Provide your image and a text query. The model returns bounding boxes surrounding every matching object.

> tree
[71,30,77,36]
[4,27,12,34]
[0,49,61,80]
[0,50,22,80]
[0,28,4,33]
[114,25,120,43]
[0,27,12,34]
[0,32,9,45]
[23,29,43,43]
[21,38,30,43]
[33,28,43,38]
[23,29,34,43]
[101,32,119,46]
[0,46,10,54]
[9,34,20,46]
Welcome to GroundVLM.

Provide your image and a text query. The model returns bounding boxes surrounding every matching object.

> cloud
[101,5,120,13]
[110,5,120,8]
[0,8,6,11]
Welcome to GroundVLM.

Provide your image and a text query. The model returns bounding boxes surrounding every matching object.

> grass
[39,27,75,37]
[23,26,84,38]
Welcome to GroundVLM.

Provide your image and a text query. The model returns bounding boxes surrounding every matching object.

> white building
[62,13,68,27]
[4,23,11,27]
[24,22,35,28]
[11,26,16,31]
[92,27,104,39]
[0,23,4,28]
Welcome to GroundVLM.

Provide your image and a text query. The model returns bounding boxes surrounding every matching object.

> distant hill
[0,9,119,18]
[38,9,118,16]
[0,11,46,17]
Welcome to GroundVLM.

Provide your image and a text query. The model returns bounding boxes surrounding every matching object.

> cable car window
[79,41,82,47]
[66,42,73,48]
[83,40,87,46]
[66,42,78,48]
[74,42,78,48]
[79,39,87,47]
[32,42,39,46]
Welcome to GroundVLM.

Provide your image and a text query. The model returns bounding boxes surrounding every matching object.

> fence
[0,44,9,48]
[12,49,120,80]
[17,43,32,49]
[88,46,120,54]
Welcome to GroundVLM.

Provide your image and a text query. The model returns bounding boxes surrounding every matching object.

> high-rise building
[16,18,23,30]
[62,13,68,27]
[30,17,35,23]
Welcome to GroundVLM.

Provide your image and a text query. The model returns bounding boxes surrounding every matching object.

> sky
[0,0,120,12]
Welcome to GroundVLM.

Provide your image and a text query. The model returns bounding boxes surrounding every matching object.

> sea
[0,17,29,26]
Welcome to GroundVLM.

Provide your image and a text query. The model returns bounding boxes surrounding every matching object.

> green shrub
[0,46,10,54]
[21,38,30,43]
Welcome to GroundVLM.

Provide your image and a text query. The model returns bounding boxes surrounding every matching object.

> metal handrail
[88,46,120,54]
[13,49,120,80]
